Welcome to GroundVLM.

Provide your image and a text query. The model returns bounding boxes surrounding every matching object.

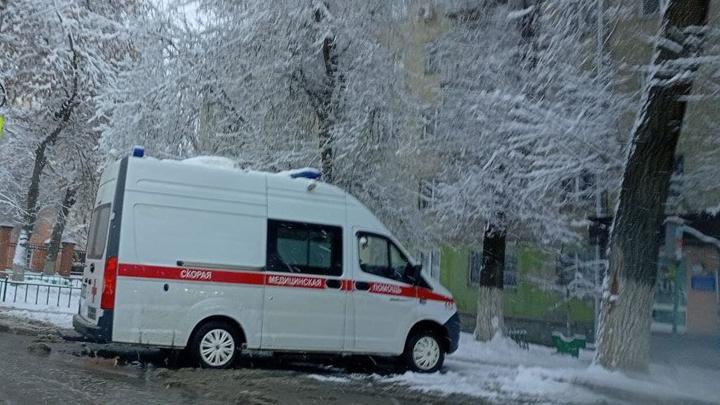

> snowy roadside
[361,333,720,404]
[0,280,77,329]
[0,307,73,329]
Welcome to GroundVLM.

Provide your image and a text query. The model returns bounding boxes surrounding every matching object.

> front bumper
[444,312,461,353]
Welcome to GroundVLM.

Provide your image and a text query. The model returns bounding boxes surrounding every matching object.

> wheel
[190,321,241,369]
[404,331,445,373]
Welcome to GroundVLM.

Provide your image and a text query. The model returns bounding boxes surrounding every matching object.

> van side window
[87,204,111,260]
[267,219,342,276]
[358,233,413,284]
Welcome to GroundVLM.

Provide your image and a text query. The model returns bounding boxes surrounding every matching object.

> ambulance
[73,148,460,372]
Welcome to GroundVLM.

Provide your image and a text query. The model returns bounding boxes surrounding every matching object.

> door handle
[355,281,370,291]
[325,279,341,289]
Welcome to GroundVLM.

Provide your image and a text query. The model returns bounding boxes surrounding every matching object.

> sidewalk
[650,332,720,370]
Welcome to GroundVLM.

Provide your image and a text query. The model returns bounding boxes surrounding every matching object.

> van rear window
[86,204,111,260]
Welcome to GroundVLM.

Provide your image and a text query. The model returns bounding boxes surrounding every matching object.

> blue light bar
[289,168,321,180]
[132,145,145,158]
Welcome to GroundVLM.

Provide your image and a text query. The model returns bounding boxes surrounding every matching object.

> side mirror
[405,264,423,285]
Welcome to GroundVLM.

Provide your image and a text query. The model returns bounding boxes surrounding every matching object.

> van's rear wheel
[404,331,444,373]
[190,321,240,369]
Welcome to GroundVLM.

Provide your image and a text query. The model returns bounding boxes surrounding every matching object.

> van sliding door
[261,219,347,351]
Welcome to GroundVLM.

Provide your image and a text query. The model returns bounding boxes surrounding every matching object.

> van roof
[128,155,349,200]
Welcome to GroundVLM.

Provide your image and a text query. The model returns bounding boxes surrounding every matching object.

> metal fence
[0,278,82,310]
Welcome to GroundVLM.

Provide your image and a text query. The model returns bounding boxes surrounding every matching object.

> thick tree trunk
[317,32,342,184]
[13,140,47,268]
[13,108,74,272]
[304,4,343,185]
[43,187,76,275]
[474,223,506,341]
[596,0,710,371]
[13,139,55,279]
[319,118,334,184]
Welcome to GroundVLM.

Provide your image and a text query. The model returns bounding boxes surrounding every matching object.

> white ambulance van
[73,149,459,372]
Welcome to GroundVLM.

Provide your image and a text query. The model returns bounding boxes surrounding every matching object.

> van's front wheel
[190,321,240,369]
[404,331,444,373]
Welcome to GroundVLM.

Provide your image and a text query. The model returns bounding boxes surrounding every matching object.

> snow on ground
[0,308,73,329]
[306,374,352,384]
[17,273,79,287]
[373,333,720,404]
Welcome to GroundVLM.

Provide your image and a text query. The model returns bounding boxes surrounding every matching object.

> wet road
[0,318,473,405]
[0,331,222,405]
[0,332,201,404]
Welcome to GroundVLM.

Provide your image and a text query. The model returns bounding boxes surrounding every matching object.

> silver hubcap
[200,329,235,367]
[412,336,440,371]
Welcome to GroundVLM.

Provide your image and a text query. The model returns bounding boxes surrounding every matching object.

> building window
[421,108,437,139]
[468,249,517,288]
[420,250,441,280]
[424,45,439,75]
[561,170,596,201]
[418,178,437,210]
[670,154,684,198]
[642,0,659,15]
[267,219,343,276]
[367,108,386,144]
[505,252,518,288]
[468,250,482,287]
[579,170,595,194]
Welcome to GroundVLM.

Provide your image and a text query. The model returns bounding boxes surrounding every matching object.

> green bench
[551,331,586,358]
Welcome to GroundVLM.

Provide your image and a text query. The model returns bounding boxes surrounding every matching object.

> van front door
[352,232,418,355]
[261,220,347,351]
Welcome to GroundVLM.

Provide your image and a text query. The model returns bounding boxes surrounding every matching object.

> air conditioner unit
[417,4,434,23]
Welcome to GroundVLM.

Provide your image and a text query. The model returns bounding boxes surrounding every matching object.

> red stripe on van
[417,287,455,303]
[118,264,265,286]
[117,263,454,303]
[364,282,454,303]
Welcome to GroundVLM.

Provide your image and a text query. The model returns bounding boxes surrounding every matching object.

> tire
[189,321,241,369]
[404,331,445,373]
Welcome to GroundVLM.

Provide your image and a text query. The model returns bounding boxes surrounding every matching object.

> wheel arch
[406,319,449,353]
[187,315,247,349]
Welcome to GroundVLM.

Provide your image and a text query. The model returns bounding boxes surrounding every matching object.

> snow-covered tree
[423,1,627,341]
[0,0,144,275]
[100,1,427,241]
